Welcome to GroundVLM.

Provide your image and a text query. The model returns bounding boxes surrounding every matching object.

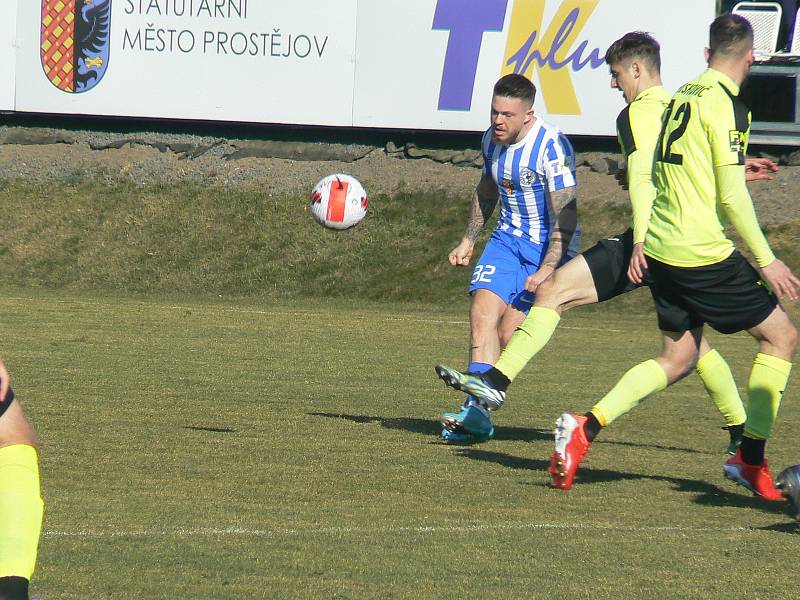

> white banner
[353,0,716,134]
[17,0,358,125]
[13,1,717,135]
[0,1,17,111]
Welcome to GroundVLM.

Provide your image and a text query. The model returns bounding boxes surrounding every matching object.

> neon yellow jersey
[615,86,671,244]
[644,69,762,267]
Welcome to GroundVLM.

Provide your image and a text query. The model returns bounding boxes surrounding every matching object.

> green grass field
[3,290,798,599]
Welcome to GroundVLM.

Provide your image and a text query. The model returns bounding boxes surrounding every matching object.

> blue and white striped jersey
[482,118,580,250]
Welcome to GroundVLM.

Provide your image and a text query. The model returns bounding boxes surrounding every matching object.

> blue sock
[466,362,492,410]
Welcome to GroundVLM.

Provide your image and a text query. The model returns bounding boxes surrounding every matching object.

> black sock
[724,423,745,446]
[739,436,766,465]
[0,576,29,600]
[484,367,511,392]
[583,412,602,442]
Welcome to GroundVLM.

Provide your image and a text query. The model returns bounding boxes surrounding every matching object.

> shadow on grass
[458,448,796,519]
[309,412,552,443]
[309,413,716,453]
[757,521,800,534]
[594,438,712,455]
[183,425,238,433]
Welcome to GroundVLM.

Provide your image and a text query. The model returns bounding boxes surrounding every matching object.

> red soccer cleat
[549,413,591,491]
[723,450,784,501]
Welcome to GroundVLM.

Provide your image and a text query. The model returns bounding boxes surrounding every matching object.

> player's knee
[659,347,699,382]
[0,576,29,600]
[470,305,500,337]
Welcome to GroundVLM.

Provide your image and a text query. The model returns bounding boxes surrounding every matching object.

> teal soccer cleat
[441,404,495,444]
[434,364,506,411]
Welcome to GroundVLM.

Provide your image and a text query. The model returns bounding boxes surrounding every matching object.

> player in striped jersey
[439,74,580,444]
[0,358,43,600]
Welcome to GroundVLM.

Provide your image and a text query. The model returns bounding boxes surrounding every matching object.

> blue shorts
[468,229,549,313]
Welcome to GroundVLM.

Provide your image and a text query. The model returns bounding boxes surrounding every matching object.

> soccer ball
[309,174,368,230]
[776,464,800,519]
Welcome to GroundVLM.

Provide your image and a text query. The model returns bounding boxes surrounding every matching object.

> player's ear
[704,47,710,62]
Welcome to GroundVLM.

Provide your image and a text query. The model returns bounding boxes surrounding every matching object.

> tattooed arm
[449,173,500,267]
[525,185,578,291]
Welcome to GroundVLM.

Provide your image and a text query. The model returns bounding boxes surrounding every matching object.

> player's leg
[494,254,598,380]
[549,327,702,490]
[479,231,641,390]
[0,390,43,600]
[694,337,747,453]
[439,288,504,444]
[723,306,798,500]
[435,254,600,410]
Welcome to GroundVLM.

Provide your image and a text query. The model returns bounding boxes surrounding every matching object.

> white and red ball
[309,174,368,229]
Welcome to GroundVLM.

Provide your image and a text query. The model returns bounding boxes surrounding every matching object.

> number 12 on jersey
[657,100,692,166]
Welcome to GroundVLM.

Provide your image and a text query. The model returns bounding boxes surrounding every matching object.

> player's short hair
[493,74,536,107]
[709,13,754,59]
[604,32,661,73]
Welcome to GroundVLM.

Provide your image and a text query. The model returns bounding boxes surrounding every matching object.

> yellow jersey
[644,68,773,267]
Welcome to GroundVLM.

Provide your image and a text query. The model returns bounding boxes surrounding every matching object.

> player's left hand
[761,259,800,302]
[745,157,779,182]
[628,242,648,285]
[525,265,555,292]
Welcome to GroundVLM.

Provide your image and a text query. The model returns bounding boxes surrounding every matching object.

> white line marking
[42,520,769,540]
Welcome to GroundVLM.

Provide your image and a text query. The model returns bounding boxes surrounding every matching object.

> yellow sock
[744,353,792,440]
[591,359,668,425]
[494,306,561,381]
[695,349,746,427]
[0,444,44,580]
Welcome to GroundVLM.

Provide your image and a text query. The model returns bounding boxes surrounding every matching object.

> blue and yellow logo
[433,0,603,115]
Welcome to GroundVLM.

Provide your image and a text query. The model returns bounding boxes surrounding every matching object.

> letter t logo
[433,0,509,111]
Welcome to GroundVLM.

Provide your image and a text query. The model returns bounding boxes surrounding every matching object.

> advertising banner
[353,0,716,134]
[11,1,717,135]
[16,0,358,125]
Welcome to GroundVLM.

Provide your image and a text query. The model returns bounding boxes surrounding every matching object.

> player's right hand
[449,239,474,267]
[0,358,9,403]
[761,259,800,302]
[744,157,779,182]
[628,242,648,285]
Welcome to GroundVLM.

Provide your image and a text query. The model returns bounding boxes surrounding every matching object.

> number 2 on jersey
[657,100,692,165]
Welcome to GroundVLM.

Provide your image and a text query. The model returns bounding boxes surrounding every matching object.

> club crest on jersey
[40,0,112,93]
[728,130,745,153]
[520,167,537,185]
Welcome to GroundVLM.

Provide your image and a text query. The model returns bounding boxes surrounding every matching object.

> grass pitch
[3,290,798,599]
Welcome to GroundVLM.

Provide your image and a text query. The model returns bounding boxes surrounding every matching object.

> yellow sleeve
[715,165,775,267]
[620,102,660,244]
[627,140,658,244]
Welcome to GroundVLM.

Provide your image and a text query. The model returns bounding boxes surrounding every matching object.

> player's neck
[708,60,747,88]
[632,76,662,101]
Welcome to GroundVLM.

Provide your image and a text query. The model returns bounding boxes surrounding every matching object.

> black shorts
[583,228,653,302]
[0,385,15,419]
[647,251,778,334]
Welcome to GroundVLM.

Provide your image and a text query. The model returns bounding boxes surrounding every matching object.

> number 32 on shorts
[471,264,496,284]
